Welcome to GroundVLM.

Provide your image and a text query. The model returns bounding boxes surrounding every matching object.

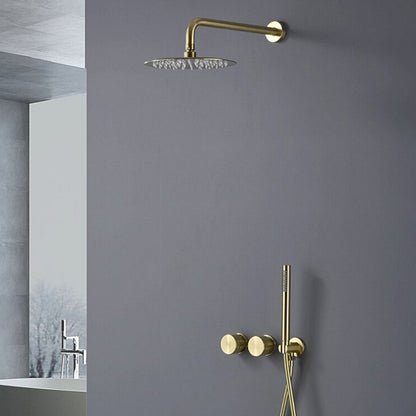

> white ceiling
[0,0,84,68]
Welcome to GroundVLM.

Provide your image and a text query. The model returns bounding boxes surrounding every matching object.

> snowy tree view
[30,95,86,379]
[30,282,86,378]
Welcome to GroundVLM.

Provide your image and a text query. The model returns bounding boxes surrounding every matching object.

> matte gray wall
[87,1,416,415]
[0,98,28,378]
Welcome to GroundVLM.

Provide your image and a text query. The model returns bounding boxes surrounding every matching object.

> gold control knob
[220,333,248,355]
[248,335,277,357]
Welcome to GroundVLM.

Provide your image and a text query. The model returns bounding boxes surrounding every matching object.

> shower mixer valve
[220,333,248,355]
[247,335,277,356]
[219,265,305,416]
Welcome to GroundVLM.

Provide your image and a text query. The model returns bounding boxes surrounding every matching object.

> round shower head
[144,57,236,70]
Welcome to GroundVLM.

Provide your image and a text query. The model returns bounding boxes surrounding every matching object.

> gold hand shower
[282,265,291,349]
[279,265,305,416]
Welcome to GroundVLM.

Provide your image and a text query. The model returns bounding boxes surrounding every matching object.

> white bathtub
[0,378,86,416]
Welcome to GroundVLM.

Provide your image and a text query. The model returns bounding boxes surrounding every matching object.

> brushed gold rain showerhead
[144,17,286,70]
[144,57,236,70]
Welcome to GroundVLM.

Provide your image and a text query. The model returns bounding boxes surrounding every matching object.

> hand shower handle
[281,265,291,347]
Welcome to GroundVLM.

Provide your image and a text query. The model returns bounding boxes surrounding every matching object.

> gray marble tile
[0,186,29,243]
[0,52,86,103]
[38,0,84,16]
[0,344,28,378]
[27,13,83,37]
[0,99,28,139]
[0,243,28,296]
[0,295,29,345]
[0,1,84,67]
[0,1,65,27]
[0,15,17,34]
[0,138,28,189]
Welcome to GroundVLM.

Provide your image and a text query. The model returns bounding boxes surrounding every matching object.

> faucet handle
[220,333,248,355]
[61,320,67,348]
[248,335,277,357]
[80,349,87,365]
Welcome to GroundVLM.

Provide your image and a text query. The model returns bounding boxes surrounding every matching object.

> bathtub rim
[0,378,86,392]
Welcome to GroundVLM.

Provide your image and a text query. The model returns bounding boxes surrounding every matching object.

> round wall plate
[265,21,286,43]
[289,337,305,357]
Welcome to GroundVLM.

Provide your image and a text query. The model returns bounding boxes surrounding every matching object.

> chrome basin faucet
[60,319,87,379]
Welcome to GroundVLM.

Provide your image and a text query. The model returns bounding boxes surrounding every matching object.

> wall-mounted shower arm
[184,17,285,57]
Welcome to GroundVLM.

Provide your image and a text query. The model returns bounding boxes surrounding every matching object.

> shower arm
[184,17,285,58]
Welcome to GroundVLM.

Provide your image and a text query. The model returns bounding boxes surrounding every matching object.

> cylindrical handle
[281,265,291,347]
[248,335,277,357]
[81,349,87,365]
[220,333,248,355]
[61,320,66,349]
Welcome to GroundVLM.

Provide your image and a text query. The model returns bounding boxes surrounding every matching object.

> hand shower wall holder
[220,265,305,416]
[279,336,305,357]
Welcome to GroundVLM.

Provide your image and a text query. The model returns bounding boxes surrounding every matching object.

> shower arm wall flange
[184,18,286,58]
